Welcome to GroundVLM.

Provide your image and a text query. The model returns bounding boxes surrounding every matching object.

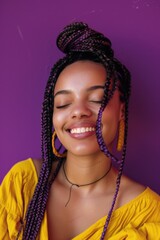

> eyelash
[56,104,70,109]
[90,100,102,104]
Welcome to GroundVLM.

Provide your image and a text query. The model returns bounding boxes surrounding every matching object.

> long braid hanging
[99,59,131,239]
[22,58,69,239]
[20,22,131,239]
[100,88,130,239]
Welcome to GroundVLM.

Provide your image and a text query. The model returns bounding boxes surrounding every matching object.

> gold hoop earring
[52,131,66,158]
[117,120,125,151]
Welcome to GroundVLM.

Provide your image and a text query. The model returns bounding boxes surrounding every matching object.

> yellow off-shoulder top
[0,158,160,239]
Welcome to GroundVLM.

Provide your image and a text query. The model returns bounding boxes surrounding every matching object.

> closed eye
[56,104,70,109]
[90,100,102,104]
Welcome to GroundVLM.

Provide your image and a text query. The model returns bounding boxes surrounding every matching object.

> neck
[62,155,112,207]
[63,153,112,186]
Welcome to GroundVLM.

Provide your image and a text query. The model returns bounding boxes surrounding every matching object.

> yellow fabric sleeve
[0,159,37,239]
[73,188,160,240]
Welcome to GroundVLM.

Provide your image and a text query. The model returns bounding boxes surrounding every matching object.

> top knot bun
[56,22,114,58]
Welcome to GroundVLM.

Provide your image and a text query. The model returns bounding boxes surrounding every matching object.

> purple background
[0,0,160,194]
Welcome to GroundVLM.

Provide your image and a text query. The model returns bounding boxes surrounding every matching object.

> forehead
[54,60,106,93]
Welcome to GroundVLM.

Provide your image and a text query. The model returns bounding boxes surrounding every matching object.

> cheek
[52,112,63,129]
[52,109,69,132]
[102,113,119,132]
[101,110,120,142]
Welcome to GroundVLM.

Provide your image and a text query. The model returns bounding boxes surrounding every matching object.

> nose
[71,101,92,119]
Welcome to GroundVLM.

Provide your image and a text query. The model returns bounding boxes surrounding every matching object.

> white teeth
[70,127,95,134]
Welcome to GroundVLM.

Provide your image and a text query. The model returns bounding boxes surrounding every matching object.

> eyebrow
[54,85,104,98]
[87,85,104,91]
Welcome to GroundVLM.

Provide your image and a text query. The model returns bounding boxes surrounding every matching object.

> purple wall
[0,0,160,193]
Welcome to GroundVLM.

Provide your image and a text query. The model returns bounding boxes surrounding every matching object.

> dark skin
[33,61,145,239]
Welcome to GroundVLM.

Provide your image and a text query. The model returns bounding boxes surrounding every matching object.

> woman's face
[53,60,124,157]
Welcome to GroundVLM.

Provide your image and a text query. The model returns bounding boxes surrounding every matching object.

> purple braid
[22,58,70,239]
[100,97,130,239]
[98,63,130,238]
[19,22,131,239]
[96,71,120,163]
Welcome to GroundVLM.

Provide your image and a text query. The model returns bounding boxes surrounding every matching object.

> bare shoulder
[32,158,43,177]
[122,174,146,193]
[116,174,146,208]
[31,159,58,177]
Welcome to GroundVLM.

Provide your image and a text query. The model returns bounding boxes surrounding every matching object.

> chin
[68,147,100,157]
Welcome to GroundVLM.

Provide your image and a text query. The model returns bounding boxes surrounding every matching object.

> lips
[65,122,96,139]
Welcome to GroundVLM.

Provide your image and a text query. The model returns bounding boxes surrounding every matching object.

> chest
[46,183,112,240]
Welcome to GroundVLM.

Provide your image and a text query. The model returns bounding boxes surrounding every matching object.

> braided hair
[19,22,131,239]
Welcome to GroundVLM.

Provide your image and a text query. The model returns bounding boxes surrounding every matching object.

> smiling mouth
[70,127,95,134]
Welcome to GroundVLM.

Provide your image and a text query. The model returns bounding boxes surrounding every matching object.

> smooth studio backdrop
[0,0,160,194]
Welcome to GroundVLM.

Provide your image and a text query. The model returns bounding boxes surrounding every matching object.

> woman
[0,22,160,240]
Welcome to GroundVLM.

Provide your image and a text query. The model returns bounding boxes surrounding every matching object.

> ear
[119,103,125,121]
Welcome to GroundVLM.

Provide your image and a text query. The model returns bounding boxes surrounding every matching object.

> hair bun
[56,22,114,58]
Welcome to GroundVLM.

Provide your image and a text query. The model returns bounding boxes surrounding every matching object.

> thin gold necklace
[63,161,112,207]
